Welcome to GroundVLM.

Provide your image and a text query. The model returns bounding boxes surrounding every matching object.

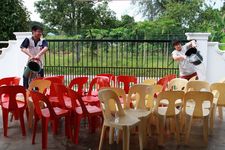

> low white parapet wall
[0,32,31,84]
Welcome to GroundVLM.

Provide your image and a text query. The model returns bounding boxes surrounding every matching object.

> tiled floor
[1,111,225,150]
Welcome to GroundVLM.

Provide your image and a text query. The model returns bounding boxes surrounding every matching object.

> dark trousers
[23,68,44,89]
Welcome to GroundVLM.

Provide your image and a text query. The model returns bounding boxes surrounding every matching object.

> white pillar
[185,32,211,81]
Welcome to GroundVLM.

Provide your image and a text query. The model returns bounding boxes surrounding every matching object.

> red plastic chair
[68,88,102,144]
[82,76,110,106]
[43,76,64,105]
[0,86,27,137]
[96,73,116,87]
[117,75,137,94]
[68,76,88,95]
[0,77,20,86]
[30,91,70,150]
[157,74,176,91]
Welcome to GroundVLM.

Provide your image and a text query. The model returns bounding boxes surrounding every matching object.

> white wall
[0,32,31,84]
[207,42,225,83]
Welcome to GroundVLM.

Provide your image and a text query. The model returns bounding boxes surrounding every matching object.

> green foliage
[0,0,30,40]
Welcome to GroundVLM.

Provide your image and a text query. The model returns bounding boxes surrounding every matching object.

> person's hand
[34,55,41,60]
[191,40,197,48]
[29,56,35,60]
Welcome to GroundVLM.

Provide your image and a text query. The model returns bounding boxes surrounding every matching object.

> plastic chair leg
[99,125,107,150]
[185,116,192,145]
[73,116,81,144]
[203,116,209,144]
[52,119,59,135]
[32,117,39,144]
[28,102,34,128]
[19,110,26,136]
[175,116,180,145]
[138,123,143,150]
[109,127,114,144]
[2,109,9,137]
[218,106,223,120]
[42,117,49,150]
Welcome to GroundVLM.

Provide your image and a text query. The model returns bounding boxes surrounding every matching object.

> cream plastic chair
[146,84,163,110]
[210,83,225,133]
[27,79,51,128]
[126,84,153,147]
[142,78,157,85]
[98,89,143,150]
[102,87,127,144]
[168,78,188,91]
[184,91,213,144]
[186,81,210,92]
[155,91,185,145]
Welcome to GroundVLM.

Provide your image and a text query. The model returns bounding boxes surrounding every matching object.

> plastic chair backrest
[186,81,210,92]
[210,83,225,106]
[184,91,213,117]
[28,79,51,94]
[68,77,88,95]
[0,85,27,111]
[156,91,185,116]
[143,78,157,85]
[87,76,110,96]
[54,84,70,108]
[43,76,64,96]
[146,84,163,109]
[97,73,116,86]
[168,78,188,91]
[0,77,19,86]
[102,87,127,110]
[157,74,176,91]
[98,89,125,122]
[127,84,154,109]
[117,75,137,94]
[30,91,57,119]
[68,89,89,114]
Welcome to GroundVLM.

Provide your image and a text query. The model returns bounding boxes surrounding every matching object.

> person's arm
[185,40,197,49]
[172,55,186,61]
[34,40,48,60]
[20,38,34,59]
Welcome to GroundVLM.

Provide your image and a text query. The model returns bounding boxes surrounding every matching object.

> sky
[24,0,224,22]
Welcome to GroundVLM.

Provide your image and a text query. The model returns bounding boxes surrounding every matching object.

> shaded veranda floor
[1,111,225,150]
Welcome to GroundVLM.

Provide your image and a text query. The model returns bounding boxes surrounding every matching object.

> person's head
[173,40,182,51]
[32,25,43,39]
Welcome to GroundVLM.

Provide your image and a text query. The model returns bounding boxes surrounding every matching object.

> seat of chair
[106,115,140,128]
[156,107,180,116]
[125,109,151,119]
[1,100,26,109]
[82,96,99,103]
[75,105,102,115]
[41,107,69,118]
[185,107,210,117]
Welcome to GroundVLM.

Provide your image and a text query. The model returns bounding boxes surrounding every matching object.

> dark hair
[172,40,181,47]
[32,25,43,32]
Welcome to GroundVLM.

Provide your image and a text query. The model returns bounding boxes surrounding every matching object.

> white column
[185,32,211,81]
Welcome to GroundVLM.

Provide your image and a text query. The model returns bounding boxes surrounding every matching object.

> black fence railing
[44,39,187,84]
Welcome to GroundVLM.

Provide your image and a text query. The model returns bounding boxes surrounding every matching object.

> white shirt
[172,44,196,76]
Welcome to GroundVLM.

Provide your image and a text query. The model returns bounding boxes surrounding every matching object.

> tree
[0,0,30,40]
[35,0,117,36]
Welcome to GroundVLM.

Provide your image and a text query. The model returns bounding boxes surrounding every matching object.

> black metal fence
[44,39,186,84]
